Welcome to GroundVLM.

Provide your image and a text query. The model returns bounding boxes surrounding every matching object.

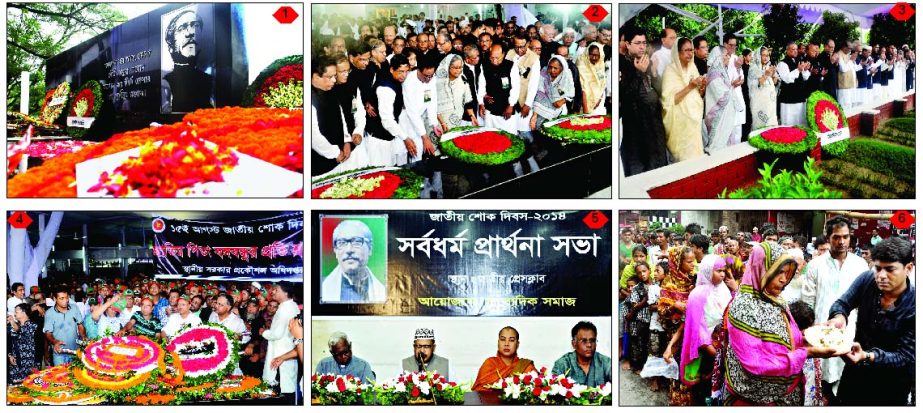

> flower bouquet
[568,382,612,405]
[440,126,525,165]
[311,166,423,199]
[166,323,240,386]
[41,82,71,124]
[243,55,304,108]
[748,126,816,173]
[489,367,589,405]
[66,80,103,139]
[86,129,240,197]
[375,371,464,405]
[311,373,370,405]
[540,114,612,144]
[8,107,303,198]
[806,91,850,158]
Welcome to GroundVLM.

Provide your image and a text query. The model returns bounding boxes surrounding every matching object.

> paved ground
[618,365,670,406]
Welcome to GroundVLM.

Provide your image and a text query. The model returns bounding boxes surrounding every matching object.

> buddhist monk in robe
[472,326,537,391]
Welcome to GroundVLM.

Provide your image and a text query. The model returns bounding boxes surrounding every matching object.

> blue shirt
[83,313,99,340]
[154,297,171,324]
[43,305,84,351]
[314,355,376,384]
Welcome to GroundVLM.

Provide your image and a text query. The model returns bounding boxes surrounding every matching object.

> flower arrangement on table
[8,107,303,197]
[243,55,304,108]
[489,367,613,405]
[311,166,423,199]
[87,129,240,197]
[375,371,464,405]
[439,126,525,165]
[66,80,103,139]
[311,373,370,405]
[806,91,850,157]
[748,126,817,154]
[25,140,96,160]
[540,114,612,144]
[41,82,71,124]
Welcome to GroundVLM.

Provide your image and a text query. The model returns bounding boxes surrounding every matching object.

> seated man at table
[472,326,536,391]
[314,331,376,384]
[400,327,450,378]
[551,321,612,387]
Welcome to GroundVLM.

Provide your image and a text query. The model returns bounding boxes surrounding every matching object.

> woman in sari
[577,42,608,115]
[661,37,706,162]
[704,46,738,154]
[747,46,780,130]
[530,55,575,130]
[435,54,477,132]
[721,242,839,405]
[473,326,537,391]
[679,255,733,404]
[658,246,697,405]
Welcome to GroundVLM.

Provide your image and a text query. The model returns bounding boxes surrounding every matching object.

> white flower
[599,383,612,397]
[418,381,431,395]
[395,382,406,393]
[503,383,521,399]
[325,381,340,393]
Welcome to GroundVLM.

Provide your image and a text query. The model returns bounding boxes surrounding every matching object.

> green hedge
[840,138,915,182]
[818,159,913,198]
[883,117,915,134]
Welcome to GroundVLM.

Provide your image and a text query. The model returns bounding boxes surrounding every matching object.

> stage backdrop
[153,211,303,281]
[312,210,612,316]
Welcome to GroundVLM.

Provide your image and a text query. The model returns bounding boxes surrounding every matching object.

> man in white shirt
[800,216,870,403]
[161,296,201,338]
[724,34,746,144]
[262,282,300,402]
[462,45,485,126]
[7,283,25,315]
[507,35,540,140]
[650,27,676,92]
[400,53,441,165]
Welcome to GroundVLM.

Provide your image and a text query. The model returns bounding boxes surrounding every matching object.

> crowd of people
[619,216,915,405]
[619,24,916,176]
[312,10,613,180]
[6,276,304,404]
[314,321,612,389]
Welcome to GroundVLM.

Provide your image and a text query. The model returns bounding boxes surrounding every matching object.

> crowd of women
[311,9,612,177]
[619,218,915,406]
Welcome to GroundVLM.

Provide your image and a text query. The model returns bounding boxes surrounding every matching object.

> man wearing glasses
[552,321,611,387]
[162,7,214,113]
[315,331,376,384]
[321,220,386,303]
[400,328,451,379]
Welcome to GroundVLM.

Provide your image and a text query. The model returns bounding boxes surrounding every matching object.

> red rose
[336,377,346,392]
[762,127,806,144]
[452,132,513,154]
[565,391,574,399]
[411,386,420,397]
[532,386,542,397]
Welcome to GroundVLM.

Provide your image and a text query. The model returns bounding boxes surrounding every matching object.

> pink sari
[680,255,732,386]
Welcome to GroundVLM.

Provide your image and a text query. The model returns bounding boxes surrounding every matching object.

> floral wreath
[311,166,423,199]
[66,80,103,139]
[242,55,303,108]
[78,335,165,376]
[166,323,240,386]
[806,91,850,157]
[7,385,34,404]
[439,126,526,165]
[540,114,612,145]
[747,126,817,154]
[214,375,265,400]
[40,82,71,124]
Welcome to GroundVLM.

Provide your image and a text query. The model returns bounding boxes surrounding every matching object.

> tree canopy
[7,3,126,114]
[869,11,916,49]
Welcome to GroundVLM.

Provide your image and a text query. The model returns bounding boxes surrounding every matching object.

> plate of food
[804,325,852,354]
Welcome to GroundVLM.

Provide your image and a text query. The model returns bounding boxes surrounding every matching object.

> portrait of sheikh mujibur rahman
[161,7,215,113]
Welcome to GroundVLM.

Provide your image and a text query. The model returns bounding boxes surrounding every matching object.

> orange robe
[472,353,536,391]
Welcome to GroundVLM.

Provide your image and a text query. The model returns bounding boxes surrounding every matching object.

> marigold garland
[33,391,103,405]
[23,365,74,393]
[7,386,34,404]
[8,107,303,197]
[134,393,177,405]
[73,367,152,391]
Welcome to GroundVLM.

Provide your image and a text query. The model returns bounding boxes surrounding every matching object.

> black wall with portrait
[45,3,249,137]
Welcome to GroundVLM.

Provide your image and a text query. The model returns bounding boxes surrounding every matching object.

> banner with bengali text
[153,211,303,281]
[312,210,612,316]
